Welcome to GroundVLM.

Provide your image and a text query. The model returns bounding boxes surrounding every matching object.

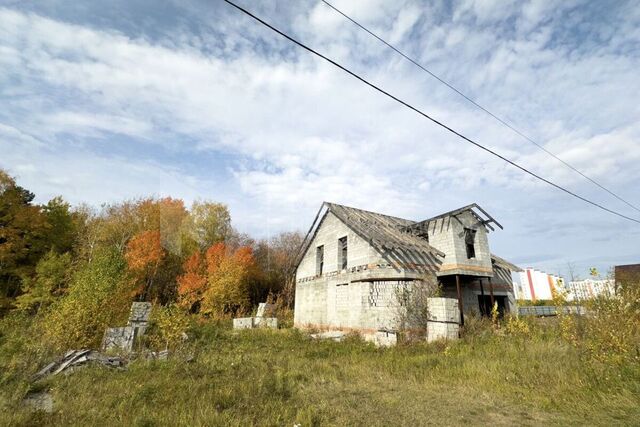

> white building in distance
[565,279,615,301]
[515,268,563,301]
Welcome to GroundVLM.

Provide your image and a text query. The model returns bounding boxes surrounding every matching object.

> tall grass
[1,313,639,426]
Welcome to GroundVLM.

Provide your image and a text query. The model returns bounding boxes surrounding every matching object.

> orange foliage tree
[176,251,207,312]
[125,230,165,300]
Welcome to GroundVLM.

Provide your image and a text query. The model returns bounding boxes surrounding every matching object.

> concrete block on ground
[128,302,152,326]
[233,317,254,329]
[363,330,397,347]
[102,326,136,352]
[255,317,278,329]
[427,321,459,342]
[233,317,278,329]
[310,331,346,341]
[256,302,276,318]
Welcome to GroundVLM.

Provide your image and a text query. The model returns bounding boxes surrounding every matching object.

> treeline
[0,170,302,348]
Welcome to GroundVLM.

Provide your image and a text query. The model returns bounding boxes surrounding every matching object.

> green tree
[43,196,78,254]
[42,247,132,350]
[0,170,49,309]
[15,250,72,313]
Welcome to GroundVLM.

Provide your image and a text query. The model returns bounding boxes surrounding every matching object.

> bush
[40,247,132,350]
[558,277,640,365]
[145,304,192,351]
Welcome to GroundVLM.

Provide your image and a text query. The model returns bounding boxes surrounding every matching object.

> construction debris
[102,302,152,352]
[310,331,346,342]
[33,349,125,381]
[23,391,53,413]
[233,302,278,330]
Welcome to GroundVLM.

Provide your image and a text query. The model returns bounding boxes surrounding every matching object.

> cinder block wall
[296,212,381,280]
[428,211,492,276]
[295,212,386,329]
[295,275,416,331]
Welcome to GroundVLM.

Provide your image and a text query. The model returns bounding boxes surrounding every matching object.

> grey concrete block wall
[428,211,493,277]
[296,212,382,281]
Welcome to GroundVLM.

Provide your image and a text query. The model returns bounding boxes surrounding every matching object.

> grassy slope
[1,320,639,426]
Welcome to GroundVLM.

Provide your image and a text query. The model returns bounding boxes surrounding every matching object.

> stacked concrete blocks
[233,302,278,330]
[426,297,460,342]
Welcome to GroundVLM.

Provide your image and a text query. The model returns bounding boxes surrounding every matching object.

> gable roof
[293,202,442,274]
[293,202,520,274]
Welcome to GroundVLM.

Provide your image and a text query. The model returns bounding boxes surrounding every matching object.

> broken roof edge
[491,254,522,272]
[323,201,414,224]
[290,202,330,275]
[407,203,503,232]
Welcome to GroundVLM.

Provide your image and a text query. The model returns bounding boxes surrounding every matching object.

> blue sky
[1,0,639,280]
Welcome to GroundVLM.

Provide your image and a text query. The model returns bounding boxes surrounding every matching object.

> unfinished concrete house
[294,202,521,332]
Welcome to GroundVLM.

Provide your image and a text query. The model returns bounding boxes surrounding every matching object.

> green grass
[1,316,639,426]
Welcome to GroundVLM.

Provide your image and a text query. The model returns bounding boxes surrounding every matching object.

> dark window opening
[478,295,507,317]
[464,228,476,259]
[316,245,324,275]
[338,236,348,270]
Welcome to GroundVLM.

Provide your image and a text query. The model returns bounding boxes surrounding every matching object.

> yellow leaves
[505,315,530,336]
[147,304,191,351]
[40,248,132,351]
[199,243,254,318]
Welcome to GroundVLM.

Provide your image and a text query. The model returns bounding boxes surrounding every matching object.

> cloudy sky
[1,0,639,279]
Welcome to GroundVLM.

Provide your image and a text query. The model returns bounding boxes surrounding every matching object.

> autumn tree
[125,230,165,301]
[200,243,254,317]
[42,247,132,350]
[250,231,304,307]
[184,201,232,252]
[176,251,207,312]
[0,170,50,310]
[85,197,188,255]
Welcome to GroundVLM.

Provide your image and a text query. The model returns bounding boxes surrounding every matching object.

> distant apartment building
[565,279,615,301]
[515,268,563,301]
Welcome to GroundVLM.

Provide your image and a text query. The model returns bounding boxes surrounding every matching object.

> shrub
[558,275,639,365]
[41,247,132,350]
[146,304,192,351]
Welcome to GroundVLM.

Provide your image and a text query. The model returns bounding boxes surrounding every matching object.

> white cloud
[0,2,639,274]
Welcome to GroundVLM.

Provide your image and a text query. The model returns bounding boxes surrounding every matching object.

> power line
[222,0,640,225]
[320,0,640,215]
